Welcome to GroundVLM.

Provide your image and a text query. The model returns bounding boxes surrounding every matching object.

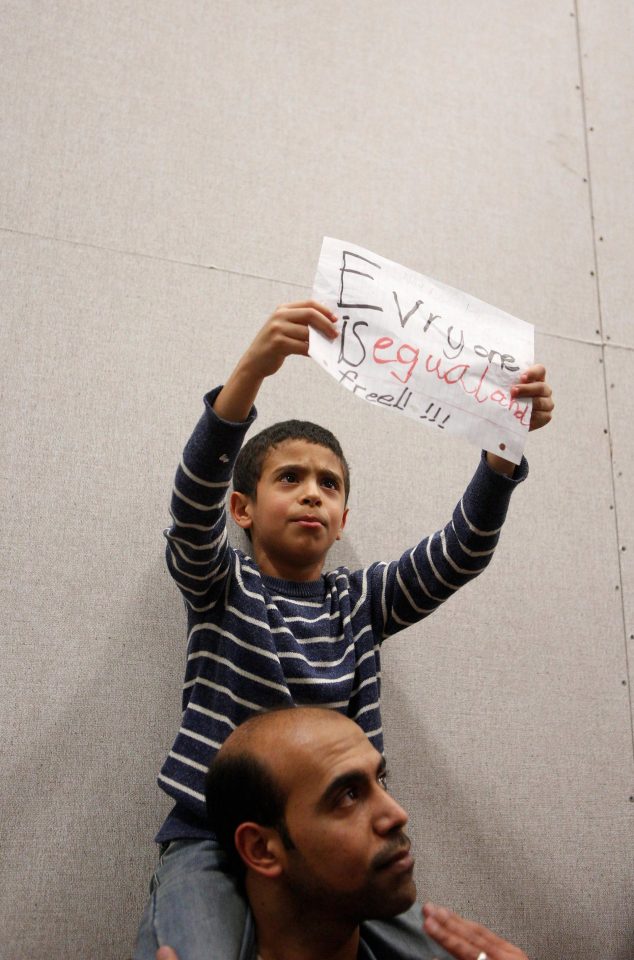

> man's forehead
[271,716,380,800]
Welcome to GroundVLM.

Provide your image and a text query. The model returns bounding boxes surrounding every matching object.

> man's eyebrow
[319,756,387,807]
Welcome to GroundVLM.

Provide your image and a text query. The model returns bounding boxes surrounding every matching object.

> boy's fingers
[531,395,554,412]
[519,363,547,383]
[277,306,339,338]
[512,381,552,398]
[275,300,338,322]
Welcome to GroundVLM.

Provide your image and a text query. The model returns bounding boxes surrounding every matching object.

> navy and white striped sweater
[156,387,527,842]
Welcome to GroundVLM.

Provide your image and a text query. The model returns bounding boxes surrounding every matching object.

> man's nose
[374,789,409,836]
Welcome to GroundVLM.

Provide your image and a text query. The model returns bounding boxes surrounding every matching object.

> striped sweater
[156,387,527,842]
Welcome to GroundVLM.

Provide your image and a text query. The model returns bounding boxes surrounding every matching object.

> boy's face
[230,439,348,582]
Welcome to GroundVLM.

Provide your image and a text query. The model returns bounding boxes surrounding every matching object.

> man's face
[232,439,348,581]
[273,715,416,922]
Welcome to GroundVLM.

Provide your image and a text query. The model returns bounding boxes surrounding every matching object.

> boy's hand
[486,364,554,476]
[510,363,554,432]
[214,301,338,422]
[241,301,338,380]
[423,903,529,960]
[156,948,180,960]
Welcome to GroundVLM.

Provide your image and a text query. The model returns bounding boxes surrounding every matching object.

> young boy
[134,301,553,960]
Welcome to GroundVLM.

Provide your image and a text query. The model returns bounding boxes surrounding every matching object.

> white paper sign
[310,237,534,465]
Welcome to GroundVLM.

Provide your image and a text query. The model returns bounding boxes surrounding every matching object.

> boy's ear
[234,822,285,878]
[336,506,349,541]
[230,491,254,530]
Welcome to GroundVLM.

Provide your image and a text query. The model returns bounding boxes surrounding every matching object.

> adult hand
[423,903,529,960]
[510,363,554,432]
[156,947,180,960]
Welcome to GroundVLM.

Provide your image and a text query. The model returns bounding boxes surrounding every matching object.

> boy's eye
[279,471,298,483]
[321,476,339,490]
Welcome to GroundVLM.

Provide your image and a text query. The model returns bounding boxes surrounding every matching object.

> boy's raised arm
[213,301,339,422]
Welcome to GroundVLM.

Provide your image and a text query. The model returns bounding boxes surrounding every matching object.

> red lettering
[425,355,468,385]
[373,337,419,383]
[460,364,490,403]
[443,363,469,385]
[509,401,531,426]
[423,353,531,429]
[489,389,509,407]
[373,337,394,361]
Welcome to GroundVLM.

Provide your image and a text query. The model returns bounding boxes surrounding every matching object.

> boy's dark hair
[233,420,350,503]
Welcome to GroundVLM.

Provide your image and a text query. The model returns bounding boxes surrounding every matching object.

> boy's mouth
[293,514,325,529]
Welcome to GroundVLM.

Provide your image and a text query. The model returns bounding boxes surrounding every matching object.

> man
[155,708,529,960]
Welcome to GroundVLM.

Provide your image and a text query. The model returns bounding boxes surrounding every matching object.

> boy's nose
[300,480,322,505]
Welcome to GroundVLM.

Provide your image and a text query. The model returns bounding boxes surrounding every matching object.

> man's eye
[378,773,388,791]
[338,786,359,806]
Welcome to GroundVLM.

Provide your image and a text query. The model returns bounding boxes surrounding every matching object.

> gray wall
[1,2,633,958]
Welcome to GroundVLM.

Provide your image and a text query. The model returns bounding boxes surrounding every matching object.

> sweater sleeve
[365,452,528,641]
[164,386,257,608]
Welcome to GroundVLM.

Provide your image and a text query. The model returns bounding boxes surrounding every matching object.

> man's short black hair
[233,420,350,503]
[205,712,296,877]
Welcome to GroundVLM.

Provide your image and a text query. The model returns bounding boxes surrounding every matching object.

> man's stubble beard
[282,832,417,925]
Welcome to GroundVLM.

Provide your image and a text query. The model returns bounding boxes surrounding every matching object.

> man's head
[230,424,350,581]
[205,708,416,925]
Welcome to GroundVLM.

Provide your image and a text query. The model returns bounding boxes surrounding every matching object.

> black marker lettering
[337,369,368,396]
[338,251,383,311]
[443,325,465,360]
[338,319,368,368]
[473,346,519,372]
[392,291,424,328]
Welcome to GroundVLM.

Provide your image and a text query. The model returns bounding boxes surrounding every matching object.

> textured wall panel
[578,0,634,347]
[381,332,634,960]
[2,2,633,959]
[1,0,596,340]
[0,233,307,956]
[604,345,634,740]
[2,232,633,959]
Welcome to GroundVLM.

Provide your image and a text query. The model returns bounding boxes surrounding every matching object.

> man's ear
[234,822,285,878]
[336,506,349,541]
[230,491,254,531]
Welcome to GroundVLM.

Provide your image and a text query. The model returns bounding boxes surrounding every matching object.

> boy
[134,301,553,960]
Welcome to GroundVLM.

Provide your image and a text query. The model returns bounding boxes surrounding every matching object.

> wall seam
[0,225,308,291]
[2,224,632,356]
[574,0,634,762]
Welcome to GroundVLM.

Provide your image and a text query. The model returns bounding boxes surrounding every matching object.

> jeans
[133,838,452,960]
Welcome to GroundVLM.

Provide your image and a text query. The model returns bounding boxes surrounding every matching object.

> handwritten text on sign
[309,238,534,465]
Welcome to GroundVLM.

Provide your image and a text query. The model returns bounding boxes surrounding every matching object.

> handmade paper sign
[310,237,534,465]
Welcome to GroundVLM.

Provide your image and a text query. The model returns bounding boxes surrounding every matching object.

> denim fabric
[134,838,453,960]
[133,839,248,960]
